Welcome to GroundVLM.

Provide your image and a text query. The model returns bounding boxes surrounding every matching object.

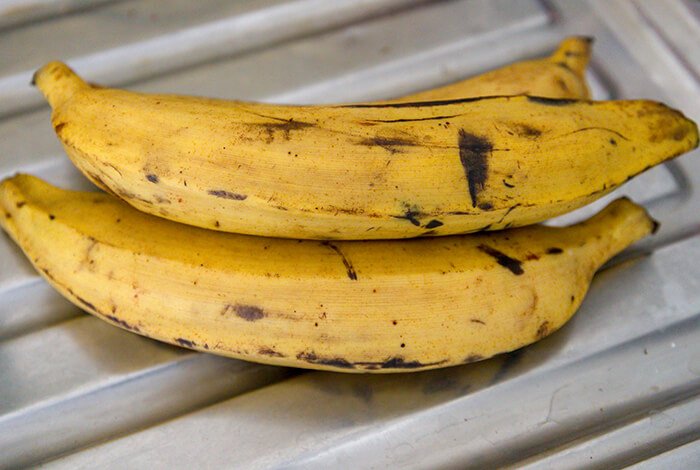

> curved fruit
[391,36,593,102]
[34,62,697,240]
[0,174,658,372]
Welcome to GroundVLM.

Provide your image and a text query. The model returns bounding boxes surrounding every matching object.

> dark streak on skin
[358,136,417,154]
[322,242,358,280]
[470,319,486,325]
[458,129,492,207]
[526,96,579,106]
[15,201,26,208]
[75,296,96,311]
[175,338,195,348]
[546,247,563,254]
[477,244,524,275]
[207,189,247,200]
[342,95,492,108]
[296,351,356,369]
[356,357,448,370]
[146,174,159,183]
[53,122,66,133]
[364,113,462,123]
[498,203,521,224]
[104,314,141,332]
[561,126,631,141]
[258,347,285,358]
[424,219,443,229]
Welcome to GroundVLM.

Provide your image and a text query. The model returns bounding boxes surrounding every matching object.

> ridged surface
[0,0,699,468]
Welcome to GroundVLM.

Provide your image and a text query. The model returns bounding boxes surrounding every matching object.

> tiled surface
[0,0,698,468]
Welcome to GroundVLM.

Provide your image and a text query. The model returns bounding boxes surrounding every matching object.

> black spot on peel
[610,138,617,146]
[146,174,159,183]
[546,247,563,254]
[16,201,25,208]
[458,129,491,207]
[48,214,55,220]
[477,244,523,275]
[526,96,578,106]
[322,242,358,280]
[503,180,515,188]
[207,190,247,201]
[175,338,195,348]
[424,219,443,229]
[478,202,493,211]
[392,205,423,226]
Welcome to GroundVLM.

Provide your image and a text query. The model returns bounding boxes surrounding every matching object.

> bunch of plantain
[1,37,697,372]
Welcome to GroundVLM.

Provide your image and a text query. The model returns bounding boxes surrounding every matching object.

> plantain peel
[0,175,658,372]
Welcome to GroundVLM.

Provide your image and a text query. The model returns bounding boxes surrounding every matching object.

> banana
[390,36,593,102]
[33,59,697,240]
[0,174,657,372]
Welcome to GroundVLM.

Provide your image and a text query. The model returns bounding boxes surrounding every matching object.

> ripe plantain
[389,36,593,102]
[33,58,697,240]
[0,174,658,372]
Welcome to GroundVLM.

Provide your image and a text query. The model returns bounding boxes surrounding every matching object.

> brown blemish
[207,189,247,201]
[513,123,542,138]
[53,122,66,134]
[222,304,265,321]
[546,247,564,254]
[48,214,55,220]
[470,319,486,325]
[478,202,493,211]
[15,201,25,208]
[146,174,159,183]
[536,321,550,339]
[458,129,491,207]
[258,347,285,358]
[256,119,314,142]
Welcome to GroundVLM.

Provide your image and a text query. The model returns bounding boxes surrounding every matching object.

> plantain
[389,36,593,102]
[33,52,696,240]
[0,174,658,372]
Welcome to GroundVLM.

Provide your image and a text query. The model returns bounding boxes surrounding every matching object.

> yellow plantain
[390,36,593,102]
[33,58,696,240]
[0,174,657,372]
